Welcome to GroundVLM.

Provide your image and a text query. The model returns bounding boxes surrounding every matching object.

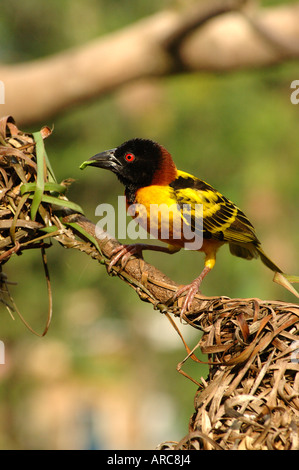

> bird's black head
[80,138,177,189]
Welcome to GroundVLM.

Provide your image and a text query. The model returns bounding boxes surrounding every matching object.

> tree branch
[60,212,230,315]
[1,1,299,125]
[60,212,299,327]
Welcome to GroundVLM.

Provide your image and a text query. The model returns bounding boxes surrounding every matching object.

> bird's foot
[172,266,211,320]
[108,243,146,272]
[173,279,202,320]
[108,243,179,273]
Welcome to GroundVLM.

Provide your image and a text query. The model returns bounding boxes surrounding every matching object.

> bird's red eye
[125,153,135,162]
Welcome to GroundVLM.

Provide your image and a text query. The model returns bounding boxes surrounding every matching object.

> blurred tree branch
[1,0,299,126]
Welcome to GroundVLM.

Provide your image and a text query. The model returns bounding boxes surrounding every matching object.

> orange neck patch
[151,146,177,186]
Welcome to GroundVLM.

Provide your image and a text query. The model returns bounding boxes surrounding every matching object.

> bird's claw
[108,244,143,273]
[171,279,202,320]
[170,266,211,319]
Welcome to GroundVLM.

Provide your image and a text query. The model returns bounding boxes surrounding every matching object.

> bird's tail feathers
[255,246,283,274]
[229,243,257,261]
[255,246,299,299]
[230,243,299,298]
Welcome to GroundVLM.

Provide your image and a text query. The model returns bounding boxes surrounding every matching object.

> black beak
[80,148,120,172]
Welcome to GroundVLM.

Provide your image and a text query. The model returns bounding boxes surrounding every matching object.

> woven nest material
[159,298,299,450]
[0,115,82,334]
[0,115,82,259]
[0,116,46,256]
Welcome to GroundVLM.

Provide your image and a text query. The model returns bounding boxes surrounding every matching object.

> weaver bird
[80,138,292,315]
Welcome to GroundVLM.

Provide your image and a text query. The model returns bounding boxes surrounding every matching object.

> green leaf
[31,131,46,220]
[284,274,299,284]
[79,160,95,170]
[64,221,102,253]
[27,193,84,214]
[40,226,62,233]
[44,146,57,183]
[21,182,67,196]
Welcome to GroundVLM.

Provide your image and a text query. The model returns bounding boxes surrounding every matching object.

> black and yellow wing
[170,170,282,272]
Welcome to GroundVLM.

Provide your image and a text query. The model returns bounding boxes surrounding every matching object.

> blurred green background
[0,0,298,450]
